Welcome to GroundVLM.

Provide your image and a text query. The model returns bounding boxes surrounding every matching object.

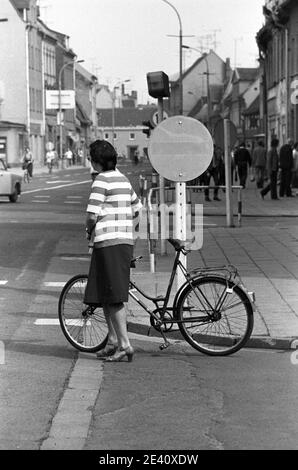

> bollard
[237,188,242,227]
[0,341,5,365]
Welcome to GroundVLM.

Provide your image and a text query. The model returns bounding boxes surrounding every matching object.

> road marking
[0,281,8,286]
[66,196,83,199]
[35,319,60,325]
[46,181,72,185]
[60,257,89,261]
[33,195,50,198]
[44,282,66,288]
[21,180,91,195]
[35,319,93,326]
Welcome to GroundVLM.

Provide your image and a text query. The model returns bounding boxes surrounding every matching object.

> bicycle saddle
[168,238,187,251]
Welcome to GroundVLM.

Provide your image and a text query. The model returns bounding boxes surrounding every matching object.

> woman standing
[84,140,142,362]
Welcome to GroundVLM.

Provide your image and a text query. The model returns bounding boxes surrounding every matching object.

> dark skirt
[84,244,133,306]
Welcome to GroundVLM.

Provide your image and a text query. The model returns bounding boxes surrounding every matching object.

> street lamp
[182,45,211,128]
[58,58,84,167]
[111,79,131,147]
[161,0,183,115]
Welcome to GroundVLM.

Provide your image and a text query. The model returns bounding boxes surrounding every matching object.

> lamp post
[58,58,84,168]
[161,0,183,115]
[182,45,211,128]
[111,79,130,147]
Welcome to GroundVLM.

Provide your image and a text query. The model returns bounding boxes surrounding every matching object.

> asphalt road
[0,164,297,451]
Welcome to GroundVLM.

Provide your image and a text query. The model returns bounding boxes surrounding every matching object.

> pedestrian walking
[252,140,267,189]
[260,138,279,200]
[84,140,142,363]
[46,149,56,174]
[202,144,223,201]
[22,147,34,177]
[64,148,73,167]
[279,138,294,197]
[234,142,252,188]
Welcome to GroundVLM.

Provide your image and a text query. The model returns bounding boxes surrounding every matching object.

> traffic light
[147,72,170,99]
[142,120,155,138]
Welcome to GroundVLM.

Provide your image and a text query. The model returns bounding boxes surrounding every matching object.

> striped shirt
[86,169,143,248]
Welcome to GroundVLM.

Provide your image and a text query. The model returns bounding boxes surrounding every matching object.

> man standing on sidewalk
[279,138,294,197]
[203,144,223,202]
[234,142,252,188]
[261,138,279,200]
[252,140,267,189]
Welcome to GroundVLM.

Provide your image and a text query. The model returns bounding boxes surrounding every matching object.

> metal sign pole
[158,98,167,255]
[175,181,187,289]
[224,118,234,228]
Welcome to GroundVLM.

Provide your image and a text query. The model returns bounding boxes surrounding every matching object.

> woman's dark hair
[89,140,117,171]
[271,138,279,148]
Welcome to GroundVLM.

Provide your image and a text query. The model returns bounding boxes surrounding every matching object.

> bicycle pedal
[159,342,170,351]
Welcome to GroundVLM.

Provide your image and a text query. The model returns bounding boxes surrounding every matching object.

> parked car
[0,158,22,202]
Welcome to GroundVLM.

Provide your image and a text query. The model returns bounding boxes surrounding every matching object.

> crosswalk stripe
[0,281,8,286]
[44,282,66,287]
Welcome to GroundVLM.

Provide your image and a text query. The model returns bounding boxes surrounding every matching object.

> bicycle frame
[129,248,247,334]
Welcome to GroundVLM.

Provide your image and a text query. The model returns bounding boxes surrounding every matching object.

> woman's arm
[85,212,97,239]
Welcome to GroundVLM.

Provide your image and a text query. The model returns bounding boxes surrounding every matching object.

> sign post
[224,119,234,227]
[148,116,213,288]
[214,118,237,228]
[158,97,167,256]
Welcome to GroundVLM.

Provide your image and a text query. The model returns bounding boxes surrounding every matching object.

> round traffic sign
[148,116,213,182]
[151,110,169,126]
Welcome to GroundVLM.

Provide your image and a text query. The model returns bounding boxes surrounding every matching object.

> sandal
[96,343,117,359]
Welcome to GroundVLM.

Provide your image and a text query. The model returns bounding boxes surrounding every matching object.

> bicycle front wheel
[58,274,108,352]
[175,276,254,356]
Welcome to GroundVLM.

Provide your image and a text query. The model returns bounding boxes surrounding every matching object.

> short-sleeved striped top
[86,169,143,248]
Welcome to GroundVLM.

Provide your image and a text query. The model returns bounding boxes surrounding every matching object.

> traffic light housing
[147,72,170,99]
[142,120,155,138]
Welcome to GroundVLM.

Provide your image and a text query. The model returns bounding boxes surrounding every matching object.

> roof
[97,106,158,128]
[170,50,225,84]
[243,96,260,115]
[75,63,97,83]
[0,120,26,129]
[235,68,259,82]
[76,100,92,126]
[10,0,30,9]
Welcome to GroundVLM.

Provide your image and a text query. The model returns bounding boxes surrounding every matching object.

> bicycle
[58,239,255,356]
[23,165,30,183]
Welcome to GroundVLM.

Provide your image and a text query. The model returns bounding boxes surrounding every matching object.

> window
[104,133,109,139]
[129,133,135,140]
[113,133,118,140]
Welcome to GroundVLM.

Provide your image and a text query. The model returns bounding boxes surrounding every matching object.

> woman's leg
[102,305,118,345]
[108,303,131,350]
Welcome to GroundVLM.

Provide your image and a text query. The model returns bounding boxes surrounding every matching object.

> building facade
[0,0,41,165]
[97,106,157,160]
[257,0,298,145]
[0,0,96,166]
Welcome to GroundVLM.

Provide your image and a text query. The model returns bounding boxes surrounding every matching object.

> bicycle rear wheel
[175,276,254,356]
[58,274,108,352]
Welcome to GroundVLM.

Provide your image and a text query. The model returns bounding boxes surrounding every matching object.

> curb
[127,320,297,351]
